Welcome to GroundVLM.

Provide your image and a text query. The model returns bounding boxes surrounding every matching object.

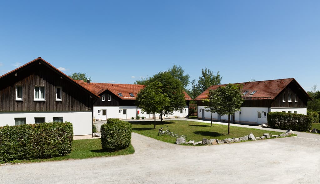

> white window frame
[35,117,45,124]
[15,118,26,126]
[288,93,292,102]
[107,94,111,101]
[102,95,105,101]
[34,86,45,101]
[16,86,23,101]
[56,87,62,101]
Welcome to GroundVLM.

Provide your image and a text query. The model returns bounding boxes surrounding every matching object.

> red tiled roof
[0,57,99,98]
[195,78,305,100]
[75,80,192,100]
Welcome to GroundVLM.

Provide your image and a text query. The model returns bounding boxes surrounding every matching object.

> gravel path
[1,127,320,183]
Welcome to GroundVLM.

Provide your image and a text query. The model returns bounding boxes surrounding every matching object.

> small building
[0,57,99,135]
[195,78,311,124]
[75,80,191,120]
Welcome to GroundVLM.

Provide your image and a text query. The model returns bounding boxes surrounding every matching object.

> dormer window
[129,93,134,97]
[118,93,123,97]
[102,95,105,101]
[16,86,23,101]
[250,91,257,95]
[288,93,292,102]
[107,94,111,101]
[243,91,248,95]
[34,86,45,101]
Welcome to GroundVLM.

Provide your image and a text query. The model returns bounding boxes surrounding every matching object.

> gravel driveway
[1,127,320,183]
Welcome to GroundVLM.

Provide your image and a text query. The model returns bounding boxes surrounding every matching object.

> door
[202,109,205,120]
[102,109,107,121]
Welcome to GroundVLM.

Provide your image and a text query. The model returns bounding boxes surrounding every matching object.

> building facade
[196,78,310,124]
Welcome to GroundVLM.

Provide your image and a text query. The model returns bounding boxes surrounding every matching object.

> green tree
[188,79,202,100]
[308,86,320,112]
[69,72,91,82]
[204,89,218,127]
[136,71,186,125]
[207,84,243,134]
[168,65,190,89]
[197,68,222,93]
[135,81,170,128]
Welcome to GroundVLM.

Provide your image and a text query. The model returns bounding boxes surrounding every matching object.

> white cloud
[57,67,66,71]
[131,76,135,78]
[13,62,21,67]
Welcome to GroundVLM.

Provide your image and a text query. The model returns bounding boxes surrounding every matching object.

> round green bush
[101,119,132,151]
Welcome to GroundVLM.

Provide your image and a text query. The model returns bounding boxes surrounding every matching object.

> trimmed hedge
[0,122,73,163]
[101,118,132,151]
[307,111,320,123]
[267,112,312,131]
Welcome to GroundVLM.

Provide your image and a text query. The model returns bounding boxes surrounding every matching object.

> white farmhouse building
[196,78,310,124]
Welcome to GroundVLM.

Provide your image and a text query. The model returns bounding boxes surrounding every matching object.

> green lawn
[312,123,320,130]
[131,120,283,144]
[8,138,135,164]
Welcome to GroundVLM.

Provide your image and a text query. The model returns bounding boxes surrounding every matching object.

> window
[180,109,183,113]
[243,91,249,95]
[283,93,286,102]
[102,110,107,115]
[15,118,26,126]
[34,86,45,101]
[129,93,134,97]
[263,112,267,117]
[258,112,262,118]
[250,91,257,95]
[35,117,45,124]
[98,110,101,114]
[295,95,298,102]
[53,117,63,122]
[288,111,292,113]
[102,95,105,101]
[294,111,297,114]
[288,93,292,102]
[56,87,62,101]
[123,109,127,114]
[108,94,111,101]
[119,109,122,114]
[118,93,123,97]
[16,86,23,100]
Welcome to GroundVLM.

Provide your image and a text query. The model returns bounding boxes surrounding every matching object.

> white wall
[94,106,189,120]
[0,112,92,135]
[270,108,307,115]
[239,107,269,124]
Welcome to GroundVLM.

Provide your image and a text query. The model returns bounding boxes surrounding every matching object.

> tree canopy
[136,71,186,125]
[168,65,190,89]
[69,72,91,82]
[197,68,222,93]
[206,84,243,134]
[308,86,320,112]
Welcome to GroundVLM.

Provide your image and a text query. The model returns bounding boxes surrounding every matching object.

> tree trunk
[211,112,213,127]
[228,114,230,134]
[153,113,156,129]
[160,112,163,122]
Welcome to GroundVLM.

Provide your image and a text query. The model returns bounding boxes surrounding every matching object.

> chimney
[87,80,90,84]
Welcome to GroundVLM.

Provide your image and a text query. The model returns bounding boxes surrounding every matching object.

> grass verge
[3,138,135,164]
[131,120,283,144]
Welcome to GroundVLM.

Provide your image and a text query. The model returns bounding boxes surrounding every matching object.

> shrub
[0,122,73,163]
[307,111,319,123]
[101,119,132,151]
[268,112,312,131]
[92,124,97,133]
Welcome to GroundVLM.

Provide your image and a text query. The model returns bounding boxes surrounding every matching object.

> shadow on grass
[130,121,174,126]
[189,125,210,127]
[90,149,106,153]
[194,131,224,137]
[132,128,154,131]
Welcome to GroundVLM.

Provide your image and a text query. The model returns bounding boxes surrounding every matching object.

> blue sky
[0,0,319,91]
